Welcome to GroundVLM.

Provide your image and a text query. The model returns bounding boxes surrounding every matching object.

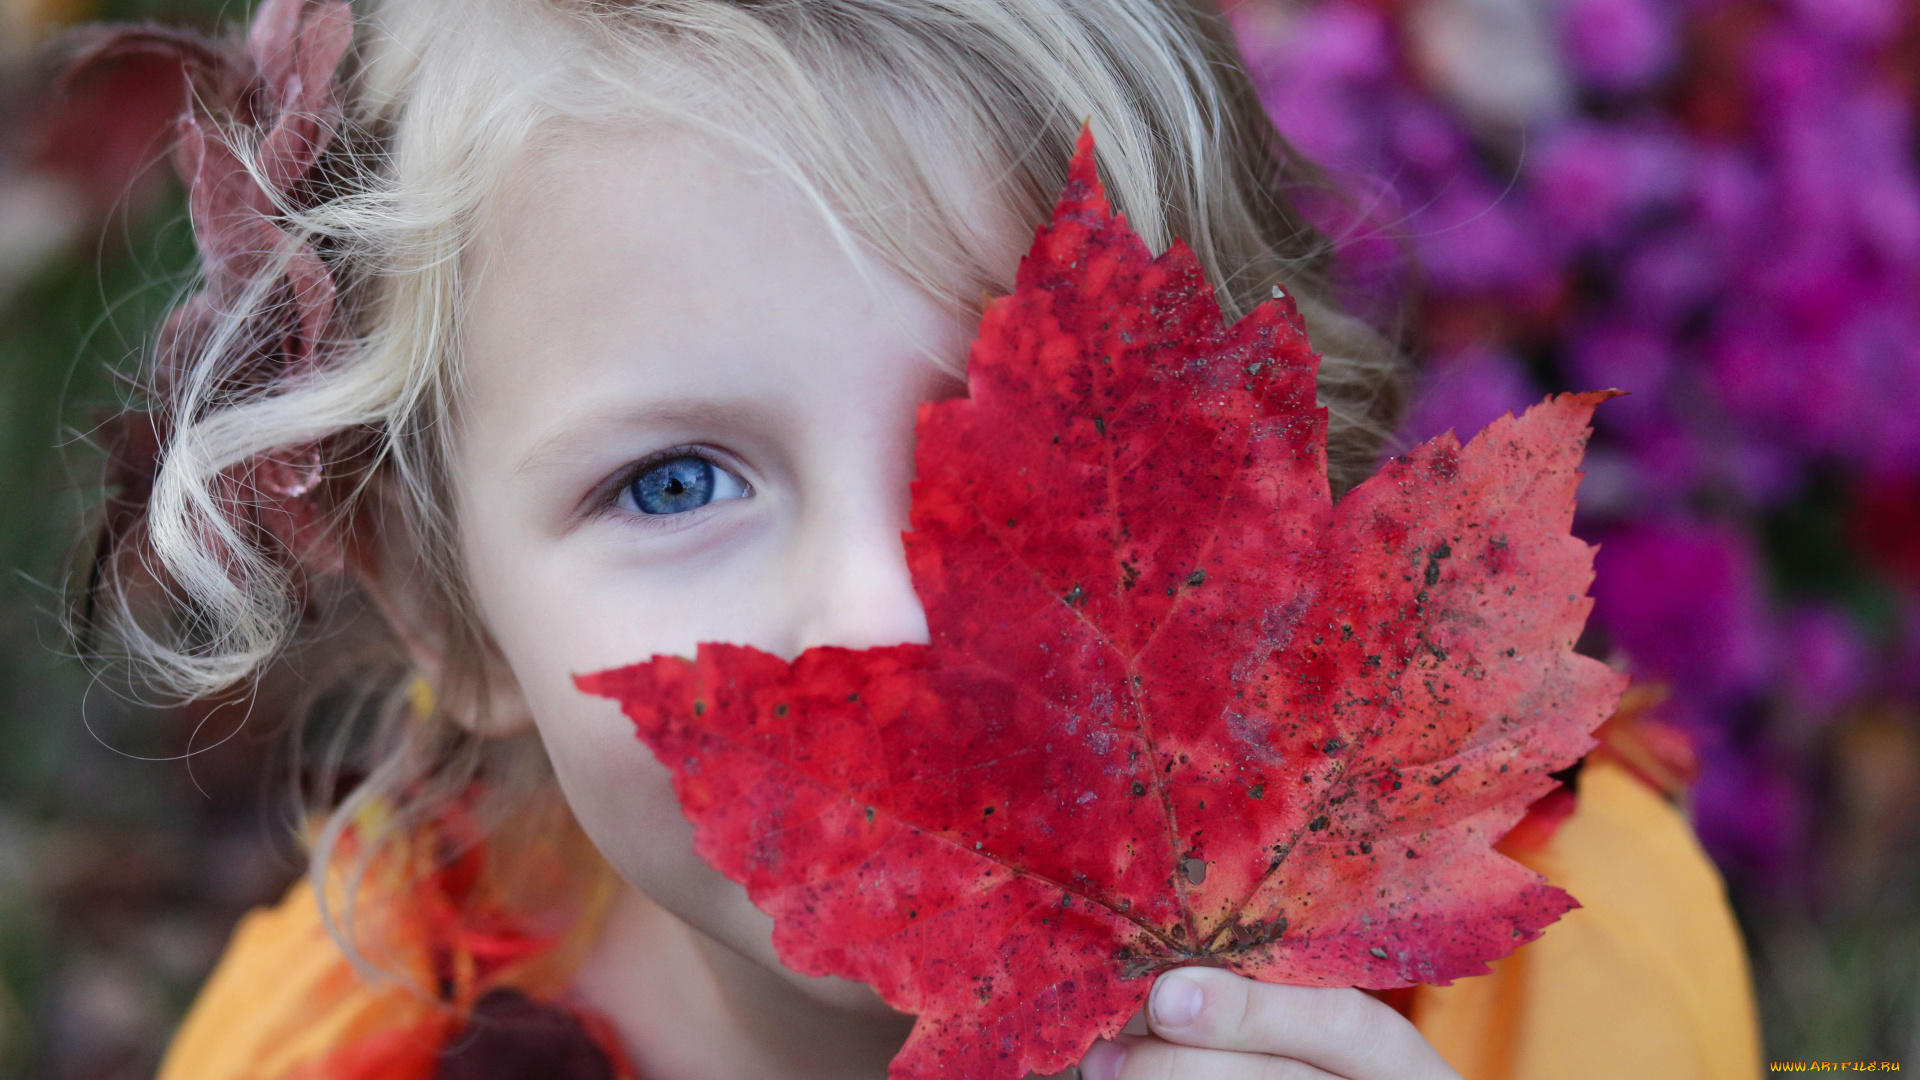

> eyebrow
[513,397,766,476]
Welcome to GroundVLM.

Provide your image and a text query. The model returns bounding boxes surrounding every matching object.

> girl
[73,0,1760,1077]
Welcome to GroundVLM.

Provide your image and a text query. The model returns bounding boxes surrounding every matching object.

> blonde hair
[81,0,1404,970]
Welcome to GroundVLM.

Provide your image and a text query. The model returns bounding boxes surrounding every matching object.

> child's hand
[1079,967,1461,1080]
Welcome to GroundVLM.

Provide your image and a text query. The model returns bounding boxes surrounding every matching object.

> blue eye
[622,454,749,515]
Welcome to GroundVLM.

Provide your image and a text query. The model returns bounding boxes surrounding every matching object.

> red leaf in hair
[70,0,358,577]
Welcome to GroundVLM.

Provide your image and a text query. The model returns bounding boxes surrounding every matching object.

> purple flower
[1838,294,1920,470]
[1592,521,1776,706]
[1558,0,1677,93]
[1708,316,1851,452]
[1784,0,1902,47]
[1890,597,1920,700]
[1232,0,1920,901]
[1398,347,1542,445]
[1780,603,1870,720]
[1710,279,1920,469]
[1390,98,1466,173]
[1616,229,1725,327]
[1688,146,1771,242]
[1717,436,1805,507]
[1527,122,1691,251]
[1620,418,1705,506]
[1411,179,1554,295]
[1239,1,1398,171]
[1690,746,1811,892]
[1566,319,1673,406]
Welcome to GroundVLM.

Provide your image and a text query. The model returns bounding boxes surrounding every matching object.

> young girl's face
[449,126,995,1007]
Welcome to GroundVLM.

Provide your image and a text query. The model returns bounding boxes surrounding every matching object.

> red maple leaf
[578,129,1626,1080]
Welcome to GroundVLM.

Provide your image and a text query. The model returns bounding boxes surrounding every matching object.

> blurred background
[0,0,1916,1074]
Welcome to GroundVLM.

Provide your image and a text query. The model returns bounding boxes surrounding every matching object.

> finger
[1081,1036,1340,1080]
[1143,968,1460,1080]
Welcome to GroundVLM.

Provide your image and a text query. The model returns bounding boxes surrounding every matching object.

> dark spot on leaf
[1093,416,1106,435]
[1186,568,1206,587]
[847,692,860,703]
[983,806,996,816]
[1249,783,1265,800]
[1132,781,1146,796]
[1308,815,1329,831]
[1181,858,1207,884]
[865,806,875,822]
[693,700,706,716]
[774,703,788,717]
[1064,584,1085,606]
[1359,840,1373,854]
[1429,764,1462,786]
[1323,736,1344,754]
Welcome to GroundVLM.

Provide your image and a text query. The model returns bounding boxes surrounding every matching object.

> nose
[788,500,931,655]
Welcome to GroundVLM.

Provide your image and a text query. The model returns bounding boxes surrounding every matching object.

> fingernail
[1081,1040,1125,1080]
[1151,971,1204,1028]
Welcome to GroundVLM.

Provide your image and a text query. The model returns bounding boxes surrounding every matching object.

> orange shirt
[157,756,1760,1080]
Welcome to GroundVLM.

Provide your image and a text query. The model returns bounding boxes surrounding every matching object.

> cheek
[476,588,723,905]
[527,682,902,1015]
[516,654,780,951]
[452,520,741,927]
[528,687,696,889]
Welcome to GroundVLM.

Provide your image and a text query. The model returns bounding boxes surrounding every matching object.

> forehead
[471,126,844,362]
[453,125,970,469]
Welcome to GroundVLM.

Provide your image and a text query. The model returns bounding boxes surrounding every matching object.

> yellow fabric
[158,760,1760,1080]
[155,877,442,1080]
[1412,759,1763,1079]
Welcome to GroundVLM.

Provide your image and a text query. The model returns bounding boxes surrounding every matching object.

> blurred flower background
[1233,0,1920,1057]
[0,0,1915,1074]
